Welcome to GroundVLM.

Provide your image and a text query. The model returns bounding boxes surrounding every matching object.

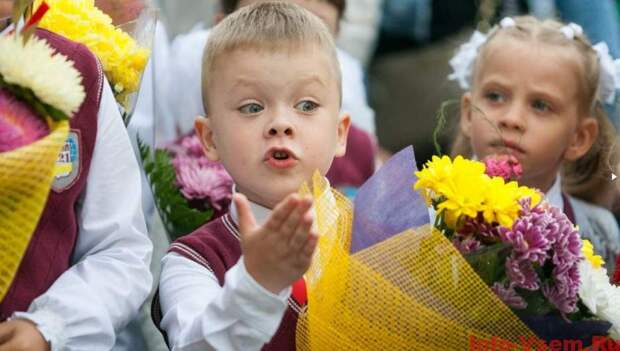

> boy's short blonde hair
[201,1,342,111]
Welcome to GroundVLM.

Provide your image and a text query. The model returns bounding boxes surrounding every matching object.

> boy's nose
[265,115,295,137]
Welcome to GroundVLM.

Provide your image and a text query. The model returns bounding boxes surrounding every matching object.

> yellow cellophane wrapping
[0,121,69,302]
[296,173,538,350]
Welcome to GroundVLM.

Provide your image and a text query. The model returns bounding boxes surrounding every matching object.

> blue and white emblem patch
[52,130,80,192]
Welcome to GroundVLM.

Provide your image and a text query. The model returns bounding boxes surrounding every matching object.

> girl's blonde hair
[451,16,617,204]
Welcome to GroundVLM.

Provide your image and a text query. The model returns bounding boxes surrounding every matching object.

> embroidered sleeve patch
[52,130,80,192]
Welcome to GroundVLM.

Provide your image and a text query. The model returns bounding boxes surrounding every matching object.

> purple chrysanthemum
[169,133,233,215]
[459,213,502,242]
[483,154,522,181]
[172,155,233,211]
[178,132,206,158]
[0,89,48,153]
[492,282,527,309]
[452,235,481,254]
[541,206,581,316]
[499,200,581,316]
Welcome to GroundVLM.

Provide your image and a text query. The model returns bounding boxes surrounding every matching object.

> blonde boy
[157,2,350,350]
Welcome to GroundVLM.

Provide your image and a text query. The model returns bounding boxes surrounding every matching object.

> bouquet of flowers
[35,0,155,124]
[139,132,233,240]
[415,154,620,343]
[0,2,84,301]
[291,148,619,350]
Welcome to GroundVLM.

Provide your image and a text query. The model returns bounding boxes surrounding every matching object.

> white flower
[578,259,620,338]
[0,35,85,117]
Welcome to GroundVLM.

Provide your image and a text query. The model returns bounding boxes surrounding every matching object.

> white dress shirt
[164,26,377,137]
[159,199,291,351]
[12,80,153,351]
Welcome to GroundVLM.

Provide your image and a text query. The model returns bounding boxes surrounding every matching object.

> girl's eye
[239,103,263,114]
[485,91,505,103]
[532,99,551,112]
[295,100,319,113]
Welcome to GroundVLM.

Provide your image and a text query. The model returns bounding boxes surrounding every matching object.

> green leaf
[464,242,511,285]
[515,289,553,316]
[138,138,214,241]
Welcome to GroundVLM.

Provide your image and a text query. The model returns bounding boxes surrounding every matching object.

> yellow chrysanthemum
[436,176,487,228]
[415,155,486,205]
[415,155,545,230]
[0,35,84,117]
[481,178,523,227]
[36,0,149,108]
[515,185,542,208]
[416,156,489,228]
[582,239,604,269]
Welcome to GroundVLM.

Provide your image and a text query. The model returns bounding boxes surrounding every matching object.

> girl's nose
[497,103,526,132]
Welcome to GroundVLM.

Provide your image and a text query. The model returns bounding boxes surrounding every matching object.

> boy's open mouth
[264,147,298,169]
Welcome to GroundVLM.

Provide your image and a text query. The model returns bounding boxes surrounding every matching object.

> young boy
[164,0,375,191]
[157,2,350,350]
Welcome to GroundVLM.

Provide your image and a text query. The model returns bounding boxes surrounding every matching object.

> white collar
[229,194,272,226]
[228,178,336,231]
[545,175,564,210]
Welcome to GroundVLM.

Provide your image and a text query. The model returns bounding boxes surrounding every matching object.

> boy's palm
[235,193,318,294]
[0,320,49,351]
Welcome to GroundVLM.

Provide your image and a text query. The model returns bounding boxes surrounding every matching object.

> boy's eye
[295,100,318,113]
[239,103,263,114]
[484,91,505,103]
[532,99,551,112]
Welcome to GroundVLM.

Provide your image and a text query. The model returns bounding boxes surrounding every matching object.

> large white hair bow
[448,19,620,104]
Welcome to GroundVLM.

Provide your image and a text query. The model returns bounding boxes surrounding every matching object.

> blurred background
[150,0,620,167]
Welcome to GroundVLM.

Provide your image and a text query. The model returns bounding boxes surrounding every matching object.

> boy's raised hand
[234,193,318,294]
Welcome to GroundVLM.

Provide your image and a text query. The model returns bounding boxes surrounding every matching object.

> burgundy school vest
[166,213,305,351]
[326,124,375,188]
[0,29,102,319]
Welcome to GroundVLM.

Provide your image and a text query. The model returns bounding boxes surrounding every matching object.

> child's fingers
[289,210,314,252]
[264,194,298,232]
[280,197,312,242]
[0,340,17,351]
[0,323,13,344]
[299,232,318,265]
[234,193,257,238]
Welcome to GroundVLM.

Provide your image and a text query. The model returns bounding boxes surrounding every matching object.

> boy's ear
[335,112,351,157]
[195,116,220,161]
[460,92,473,138]
[564,116,598,161]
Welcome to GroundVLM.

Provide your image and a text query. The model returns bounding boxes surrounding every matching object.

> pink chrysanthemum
[0,89,49,153]
[483,154,522,181]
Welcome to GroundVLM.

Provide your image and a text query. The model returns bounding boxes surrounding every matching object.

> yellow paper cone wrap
[296,172,538,350]
[0,121,69,302]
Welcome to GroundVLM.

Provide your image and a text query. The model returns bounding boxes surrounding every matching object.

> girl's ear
[564,117,598,161]
[460,92,474,137]
[195,115,220,161]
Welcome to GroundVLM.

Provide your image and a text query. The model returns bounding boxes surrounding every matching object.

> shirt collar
[545,175,564,210]
[229,193,272,226]
[228,178,335,230]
